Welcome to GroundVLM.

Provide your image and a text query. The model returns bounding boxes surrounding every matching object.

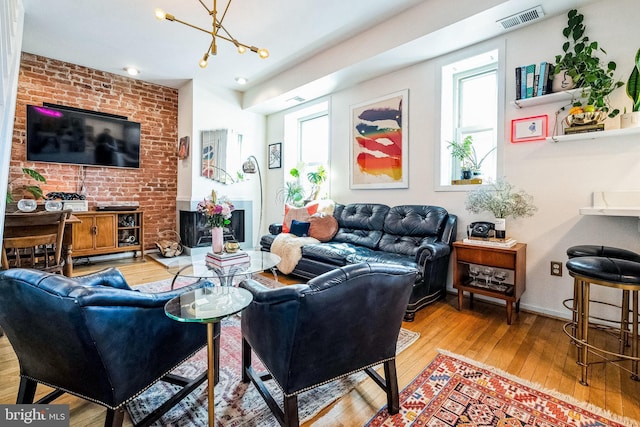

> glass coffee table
[166,250,281,289]
[165,286,253,427]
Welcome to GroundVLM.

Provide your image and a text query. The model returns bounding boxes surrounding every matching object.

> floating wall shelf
[548,126,640,143]
[511,88,585,109]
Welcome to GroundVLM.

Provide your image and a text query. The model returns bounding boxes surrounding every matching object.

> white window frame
[435,40,505,192]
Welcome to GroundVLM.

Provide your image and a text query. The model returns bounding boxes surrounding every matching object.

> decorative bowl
[45,200,63,211]
[564,111,607,126]
[224,240,241,253]
[17,199,37,212]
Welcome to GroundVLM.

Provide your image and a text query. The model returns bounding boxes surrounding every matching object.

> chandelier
[154,0,269,69]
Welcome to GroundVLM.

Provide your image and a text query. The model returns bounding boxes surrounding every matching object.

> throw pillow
[282,202,319,233]
[289,219,311,237]
[308,213,339,242]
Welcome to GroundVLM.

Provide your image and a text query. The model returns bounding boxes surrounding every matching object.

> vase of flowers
[465,179,537,239]
[197,190,234,253]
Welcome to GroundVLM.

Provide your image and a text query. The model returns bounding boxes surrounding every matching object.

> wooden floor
[1,255,639,426]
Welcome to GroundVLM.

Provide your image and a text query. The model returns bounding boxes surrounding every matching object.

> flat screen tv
[26,104,141,168]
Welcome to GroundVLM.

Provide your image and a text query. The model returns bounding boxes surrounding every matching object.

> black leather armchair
[239,262,417,427]
[0,267,216,427]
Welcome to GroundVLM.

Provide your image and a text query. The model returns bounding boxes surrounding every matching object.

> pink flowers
[197,190,234,228]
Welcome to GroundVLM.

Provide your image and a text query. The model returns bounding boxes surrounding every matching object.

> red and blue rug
[366,352,638,427]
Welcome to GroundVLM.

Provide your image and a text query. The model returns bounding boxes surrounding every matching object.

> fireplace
[178,200,253,252]
[180,210,244,247]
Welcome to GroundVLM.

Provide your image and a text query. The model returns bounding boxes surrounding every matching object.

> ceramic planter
[552,70,576,93]
[620,111,640,129]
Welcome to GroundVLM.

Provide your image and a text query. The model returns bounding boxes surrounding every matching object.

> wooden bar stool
[565,256,640,386]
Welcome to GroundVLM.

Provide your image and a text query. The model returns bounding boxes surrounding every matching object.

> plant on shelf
[553,9,623,118]
[447,136,495,178]
[622,48,640,118]
[6,167,46,204]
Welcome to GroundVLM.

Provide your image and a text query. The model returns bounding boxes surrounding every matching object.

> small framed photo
[268,142,282,169]
[511,115,548,143]
[178,136,190,159]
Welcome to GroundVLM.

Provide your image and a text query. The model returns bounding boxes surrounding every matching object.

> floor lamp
[242,156,262,249]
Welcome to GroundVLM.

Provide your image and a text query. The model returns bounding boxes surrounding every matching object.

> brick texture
[10,53,179,253]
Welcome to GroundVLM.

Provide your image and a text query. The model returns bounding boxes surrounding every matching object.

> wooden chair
[2,210,72,274]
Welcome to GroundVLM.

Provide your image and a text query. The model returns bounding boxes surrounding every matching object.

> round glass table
[166,250,281,288]
[165,286,253,427]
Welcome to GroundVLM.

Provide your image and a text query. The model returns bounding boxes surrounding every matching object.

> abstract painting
[350,90,408,189]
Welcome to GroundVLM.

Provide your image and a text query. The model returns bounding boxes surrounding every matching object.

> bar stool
[565,245,640,350]
[565,256,640,385]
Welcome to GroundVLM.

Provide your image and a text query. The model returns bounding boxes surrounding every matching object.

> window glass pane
[459,72,497,128]
[300,114,328,166]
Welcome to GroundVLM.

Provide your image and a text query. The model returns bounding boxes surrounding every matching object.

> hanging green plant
[553,9,623,118]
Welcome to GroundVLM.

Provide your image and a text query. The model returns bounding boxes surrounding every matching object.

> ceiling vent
[497,6,544,30]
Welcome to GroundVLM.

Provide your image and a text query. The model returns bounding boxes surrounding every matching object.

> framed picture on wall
[268,142,282,169]
[511,115,548,142]
[349,89,409,189]
[178,136,189,159]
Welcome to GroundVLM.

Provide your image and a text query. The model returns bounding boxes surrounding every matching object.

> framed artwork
[350,89,409,189]
[178,136,189,159]
[511,115,548,142]
[268,142,282,169]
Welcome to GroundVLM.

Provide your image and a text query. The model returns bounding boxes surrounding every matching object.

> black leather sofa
[260,203,457,320]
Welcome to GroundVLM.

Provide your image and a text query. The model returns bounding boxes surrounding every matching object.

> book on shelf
[524,64,536,98]
[564,123,605,134]
[515,67,522,100]
[536,61,553,97]
[462,237,517,248]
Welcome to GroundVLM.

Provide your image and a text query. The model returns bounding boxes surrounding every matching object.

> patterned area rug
[126,276,420,426]
[366,352,639,427]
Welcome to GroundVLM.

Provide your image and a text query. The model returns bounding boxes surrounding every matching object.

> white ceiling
[21,0,595,114]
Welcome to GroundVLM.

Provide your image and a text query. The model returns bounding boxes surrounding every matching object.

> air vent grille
[497,6,544,30]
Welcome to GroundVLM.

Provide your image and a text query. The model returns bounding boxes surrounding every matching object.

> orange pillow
[282,202,319,233]
[309,214,339,242]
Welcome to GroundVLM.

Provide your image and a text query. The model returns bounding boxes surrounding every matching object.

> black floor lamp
[242,156,262,248]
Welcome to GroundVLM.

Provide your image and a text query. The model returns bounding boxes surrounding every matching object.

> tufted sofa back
[332,203,390,249]
[379,205,449,256]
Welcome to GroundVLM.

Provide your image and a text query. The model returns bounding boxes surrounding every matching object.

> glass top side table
[166,250,281,288]
[165,286,253,427]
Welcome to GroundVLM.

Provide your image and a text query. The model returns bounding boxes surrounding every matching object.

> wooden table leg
[207,323,216,427]
[63,244,73,277]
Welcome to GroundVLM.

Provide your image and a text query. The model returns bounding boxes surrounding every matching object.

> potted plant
[553,9,623,118]
[306,165,327,201]
[6,167,46,204]
[465,179,537,239]
[276,167,306,207]
[447,136,495,180]
[620,47,640,128]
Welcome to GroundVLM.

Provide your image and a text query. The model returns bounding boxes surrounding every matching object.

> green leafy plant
[625,48,640,112]
[447,136,495,172]
[554,9,623,117]
[6,167,46,204]
[276,167,306,207]
[306,165,327,200]
[465,179,537,219]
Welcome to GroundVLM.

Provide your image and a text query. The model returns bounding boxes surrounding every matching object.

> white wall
[265,0,640,319]
[176,79,267,246]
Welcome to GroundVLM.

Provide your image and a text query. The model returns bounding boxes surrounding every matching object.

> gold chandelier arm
[171,16,215,36]
[196,0,212,14]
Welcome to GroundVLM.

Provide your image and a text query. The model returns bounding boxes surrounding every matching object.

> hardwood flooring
[1,256,639,426]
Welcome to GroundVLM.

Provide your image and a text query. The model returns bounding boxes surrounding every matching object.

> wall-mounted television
[26,104,141,168]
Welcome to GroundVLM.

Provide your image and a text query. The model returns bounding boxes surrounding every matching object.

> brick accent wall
[9,53,179,253]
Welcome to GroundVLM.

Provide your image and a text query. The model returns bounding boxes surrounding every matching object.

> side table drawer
[455,246,516,269]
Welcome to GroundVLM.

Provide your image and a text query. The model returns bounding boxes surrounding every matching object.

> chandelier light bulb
[237,45,247,54]
[199,53,209,68]
[257,48,269,59]
[154,8,166,20]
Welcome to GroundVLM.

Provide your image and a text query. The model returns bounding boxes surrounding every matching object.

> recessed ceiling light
[123,67,140,76]
[235,77,248,85]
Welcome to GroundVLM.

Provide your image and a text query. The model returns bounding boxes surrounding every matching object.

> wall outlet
[550,261,563,276]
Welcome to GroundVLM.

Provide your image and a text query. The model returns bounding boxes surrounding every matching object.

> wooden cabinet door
[94,214,116,249]
[72,215,96,252]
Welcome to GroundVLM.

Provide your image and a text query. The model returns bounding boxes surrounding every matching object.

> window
[283,100,330,204]
[437,42,505,190]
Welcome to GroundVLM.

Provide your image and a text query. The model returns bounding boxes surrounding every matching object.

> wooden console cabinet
[72,210,144,258]
[452,241,526,325]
